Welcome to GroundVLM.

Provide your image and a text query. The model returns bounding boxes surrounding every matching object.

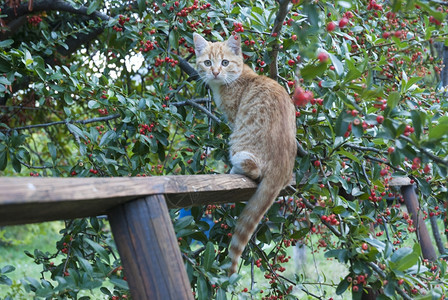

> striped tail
[228,178,283,275]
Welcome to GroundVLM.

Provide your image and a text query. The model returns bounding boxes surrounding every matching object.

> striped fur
[193,33,297,275]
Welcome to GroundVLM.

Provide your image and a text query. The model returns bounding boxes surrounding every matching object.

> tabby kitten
[193,33,297,275]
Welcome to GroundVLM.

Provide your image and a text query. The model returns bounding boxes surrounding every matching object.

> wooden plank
[0,174,411,226]
[108,195,193,300]
[0,175,258,226]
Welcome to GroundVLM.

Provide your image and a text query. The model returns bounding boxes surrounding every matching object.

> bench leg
[108,194,193,300]
[401,185,437,261]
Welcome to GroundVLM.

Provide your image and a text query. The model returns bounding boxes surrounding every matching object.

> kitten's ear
[226,34,241,56]
[193,33,208,56]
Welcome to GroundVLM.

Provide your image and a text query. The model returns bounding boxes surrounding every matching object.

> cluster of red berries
[411,157,421,170]
[98,108,109,115]
[403,124,415,136]
[139,123,155,135]
[29,172,40,177]
[89,168,98,174]
[347,273,369,292]
[153,56,179,68]
[321,214,340,226]
[112,15,129,32]
[175,0,210,17]
[28,15,42,26]
[61,242,69,254]
[233,22,244,33]
[118,15,130,26]
[139,40,157,52]
[367,0,383,11]
[429,15,442,26]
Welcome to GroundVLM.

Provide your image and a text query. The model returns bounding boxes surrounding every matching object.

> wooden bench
[0,175,436,299]
[0,174,261,300]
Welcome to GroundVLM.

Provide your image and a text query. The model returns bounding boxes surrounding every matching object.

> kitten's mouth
[207,77,224,84]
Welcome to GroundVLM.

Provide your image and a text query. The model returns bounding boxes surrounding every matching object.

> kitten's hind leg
[230,151,261,181]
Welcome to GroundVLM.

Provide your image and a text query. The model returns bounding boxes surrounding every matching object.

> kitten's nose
[212,70,220,77]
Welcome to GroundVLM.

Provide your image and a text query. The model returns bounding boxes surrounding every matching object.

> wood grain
[401,185,437,261]
[0,174,411,226]
[0,174,258,225]
[108,195,193,300]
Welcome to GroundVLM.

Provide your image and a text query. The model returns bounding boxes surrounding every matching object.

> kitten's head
[193,33,243,86]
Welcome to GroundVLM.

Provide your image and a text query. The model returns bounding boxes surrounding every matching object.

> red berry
[327,22,336,32]
[288,59,295,66]
[387,147,395,154]
[362,243,368,250]
[317,52,329,63]
[314,160,321,167]
[376,115,384,124]
[291,34,297,41]
[339,17,349,28]
[293,87,313,106]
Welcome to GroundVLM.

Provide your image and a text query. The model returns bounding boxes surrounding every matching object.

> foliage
[1,0,448,299]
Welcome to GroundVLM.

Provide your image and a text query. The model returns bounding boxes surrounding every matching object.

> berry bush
[0,0,447,299]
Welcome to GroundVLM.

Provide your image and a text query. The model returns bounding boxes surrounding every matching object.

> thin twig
[268,0,292,79]
[400,135,448,167]
[184,99,221,124]
[367,262,413,300]
[3,113,121,133]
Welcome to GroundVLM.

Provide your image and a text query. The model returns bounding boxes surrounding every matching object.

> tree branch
[176,55,200,81]
[2,0,109,23]
[268,0,292,79]
[367,262,413,300]
[400,135,448,167]
[3,113,121,133]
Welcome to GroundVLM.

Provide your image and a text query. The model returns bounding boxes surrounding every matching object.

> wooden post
[401,185,437,261]
[108,194,193,300]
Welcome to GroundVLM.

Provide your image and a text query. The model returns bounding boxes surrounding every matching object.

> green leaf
[428,116,448,140]
[11,153,21,173]
[328,53,344,76]
[197,275,209,300]
[67,124,86,140]
[301,62,328,81]
[336,278,350,295]
[0,275,12,286]
[335,111,350,137]
[84,238,110,263]
[387,91,400,111]
[35,68,47,81]
[77,257,93,275]
[24,49,33,66]
[0,40,13,48]
[48,142,57,162]
[390,245,420,271]
[87,0,99,15]
[109,278,129,290]
[410,110,423,139]
[216,288,227,300]
[202,242,215,271]
[1,265,15,274]
[337,149,361,164]
[99,130,117,147]
[0,150,7,171]
[174,216,194,230]
[88,100,100,109]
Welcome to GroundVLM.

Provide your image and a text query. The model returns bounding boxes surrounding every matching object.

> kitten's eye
[221,60,229,67]
[204,60,212,67]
